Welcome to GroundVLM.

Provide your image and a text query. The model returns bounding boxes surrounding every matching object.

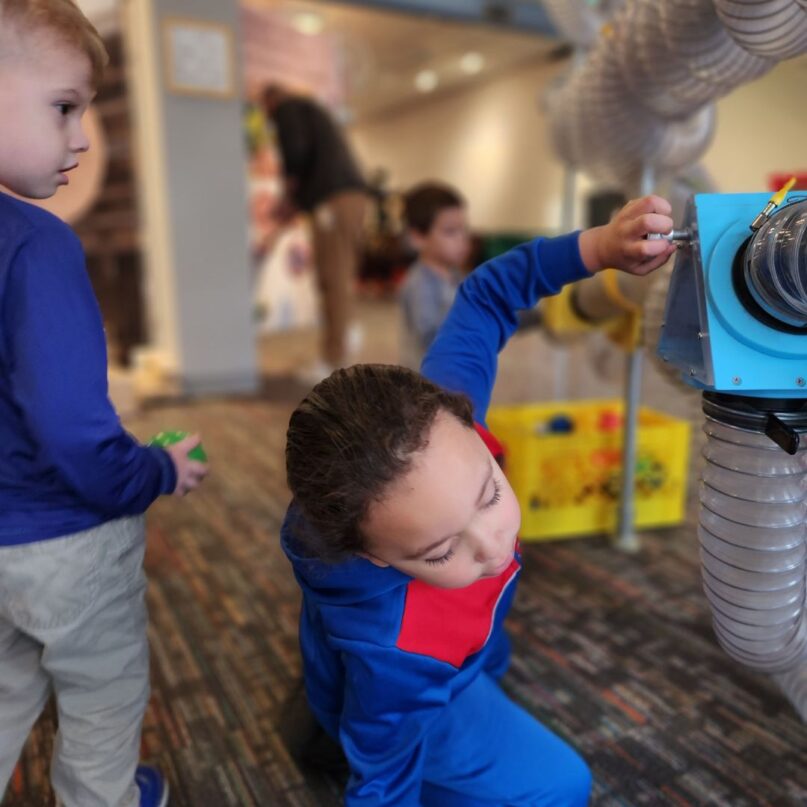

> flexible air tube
[715,0,807,59]
[542,1,807,722]
[744,200,807,327]
[700,415,807,720]
[539,0,609,48]
[544,0,807,185]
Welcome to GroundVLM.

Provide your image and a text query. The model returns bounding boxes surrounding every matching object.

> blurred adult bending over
[260,84,369,380]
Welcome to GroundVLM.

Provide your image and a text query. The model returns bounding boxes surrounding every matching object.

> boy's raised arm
[420,232,588,424]
[421,196,675,424]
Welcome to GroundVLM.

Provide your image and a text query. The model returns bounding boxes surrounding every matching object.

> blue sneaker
[136,765,169,807]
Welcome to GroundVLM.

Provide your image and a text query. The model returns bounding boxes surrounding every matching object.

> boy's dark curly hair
[285,364,474,562]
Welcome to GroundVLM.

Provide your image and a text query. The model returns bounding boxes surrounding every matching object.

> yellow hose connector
[751,176,796,231]
[542,270,643,351]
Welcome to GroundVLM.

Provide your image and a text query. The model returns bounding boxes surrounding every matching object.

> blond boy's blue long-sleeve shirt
[282,231,590,805]
[0,193,175,546]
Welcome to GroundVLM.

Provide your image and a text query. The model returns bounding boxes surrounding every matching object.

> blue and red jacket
[281,232,590,805]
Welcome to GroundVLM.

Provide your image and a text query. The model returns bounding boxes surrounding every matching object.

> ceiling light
[415,70,438,93]
[460,52,485,75]
[291,11,324,36]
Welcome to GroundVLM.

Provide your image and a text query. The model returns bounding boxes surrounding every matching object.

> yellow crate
[487,399,691,541]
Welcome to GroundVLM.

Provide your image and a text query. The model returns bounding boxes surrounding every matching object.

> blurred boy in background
[399,182,470,368]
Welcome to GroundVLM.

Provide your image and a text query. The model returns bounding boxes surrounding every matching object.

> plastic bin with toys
[487,399,690,541]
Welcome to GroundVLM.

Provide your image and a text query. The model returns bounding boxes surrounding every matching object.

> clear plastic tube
[702,462,807,501]
[715,0,807,59]
[699,415,807,719]
[744,201,807,327]
[545,0,806,185]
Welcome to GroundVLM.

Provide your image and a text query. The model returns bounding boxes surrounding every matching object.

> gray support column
[124,0,257,396]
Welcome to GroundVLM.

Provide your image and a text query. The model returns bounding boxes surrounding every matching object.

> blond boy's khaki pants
[0,516,149,807]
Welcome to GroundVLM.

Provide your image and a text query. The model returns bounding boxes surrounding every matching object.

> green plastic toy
[148,430,208,462]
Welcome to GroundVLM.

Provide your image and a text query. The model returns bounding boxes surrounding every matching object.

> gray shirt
[399,262,461,369]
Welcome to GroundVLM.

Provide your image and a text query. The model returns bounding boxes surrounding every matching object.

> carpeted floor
[3,385,805,807]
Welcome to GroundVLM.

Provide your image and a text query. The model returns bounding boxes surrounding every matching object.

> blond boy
[0,3,207,805]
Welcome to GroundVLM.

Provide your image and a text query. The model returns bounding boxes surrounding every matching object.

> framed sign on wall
[163,17,236,99]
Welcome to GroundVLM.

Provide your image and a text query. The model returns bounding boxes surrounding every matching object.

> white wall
[351,58,570,234]
[77,0,118,16]
[77,0,121,34]
[701,57,807,192]
[351,55,807,233]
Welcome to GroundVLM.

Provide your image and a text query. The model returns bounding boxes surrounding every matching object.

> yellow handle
[601,269,642,315]
[601,270,643,350]
[771,177,796,207]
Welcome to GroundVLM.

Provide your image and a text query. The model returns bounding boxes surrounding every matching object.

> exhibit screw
[797,377,806,387]
[732,376,742,385]
[647,229,693,242]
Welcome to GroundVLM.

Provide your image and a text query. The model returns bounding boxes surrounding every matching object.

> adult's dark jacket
[269,97,366,212]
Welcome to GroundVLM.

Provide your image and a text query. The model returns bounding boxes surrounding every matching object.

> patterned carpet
[3,390,806,806]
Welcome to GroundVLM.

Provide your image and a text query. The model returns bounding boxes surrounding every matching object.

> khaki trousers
[310,190,368,366]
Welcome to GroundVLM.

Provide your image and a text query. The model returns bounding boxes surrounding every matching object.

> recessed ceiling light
[291,11,324,36]
[460,52,485,75]
[415,69,438,93]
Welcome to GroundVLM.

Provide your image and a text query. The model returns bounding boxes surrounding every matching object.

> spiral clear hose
[699,416,807,719]
[544,0,807,185]
[744,200,807,327]
[715,0,807,59]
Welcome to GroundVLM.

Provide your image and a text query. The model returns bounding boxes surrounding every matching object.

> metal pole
[614,165,654,552]
[553,164,577,399]
[615,346,643,552]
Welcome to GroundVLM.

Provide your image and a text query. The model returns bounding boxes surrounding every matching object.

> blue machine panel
[658,192,807,397]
